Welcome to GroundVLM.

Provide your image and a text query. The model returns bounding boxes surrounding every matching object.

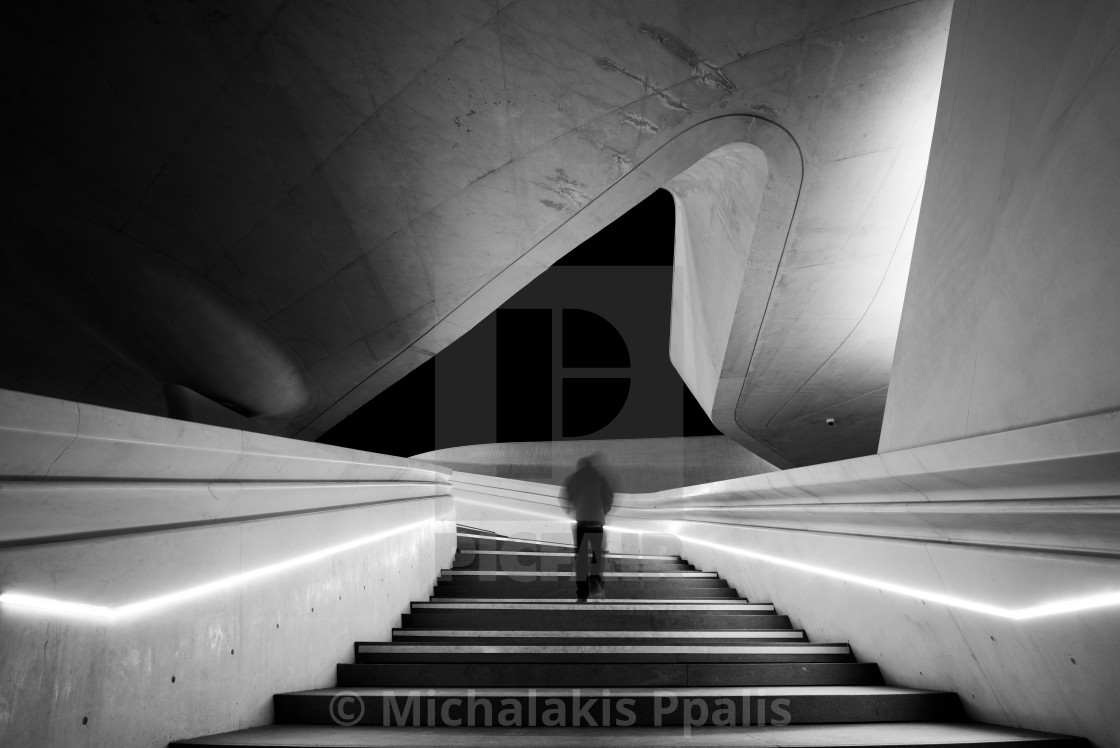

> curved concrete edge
[413,435,777,493]
[0,388,451,484]
[664,142,770,416]
[636,409,1120,507]
[0,480,451,548]
[295,115,803,442]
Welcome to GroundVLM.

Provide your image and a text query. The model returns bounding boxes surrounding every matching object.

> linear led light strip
[0,519,435,621]
[674,532,1120,621]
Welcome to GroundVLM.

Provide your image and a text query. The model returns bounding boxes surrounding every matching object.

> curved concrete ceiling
[1,0,950,464]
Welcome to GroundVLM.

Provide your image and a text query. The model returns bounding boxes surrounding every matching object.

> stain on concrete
[618,110,660,134]
[639,23,736,93]
[596,57,688,112]
[753,102,779,117]
[596,57,637,81]
[540,199,567,211]
[657,90,689,112]
[598,144,633,172]
[537,169,591,207]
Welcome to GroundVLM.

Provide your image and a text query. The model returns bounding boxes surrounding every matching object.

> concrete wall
[414,434,776,494]
[664,143,768,416]
[449,409,1120,746]
[676,524,1119,747]
[880,0,1120,452]
[0,390,456,747]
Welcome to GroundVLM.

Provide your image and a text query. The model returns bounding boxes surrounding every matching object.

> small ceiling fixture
[826,418,835,426]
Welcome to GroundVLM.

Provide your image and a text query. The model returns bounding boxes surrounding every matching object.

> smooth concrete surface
[416,435,776,493]
[676,522,1120,747]
[0,389,452,546]
[171,722,1086,746]
[0,389,449,483]
[0,499,455,748]
[6,219,313,423]
[2,1,950,467]
[623,411,1120,557]
[664,143,768,417]
[881,0,1120,452]
[0,389,458,747]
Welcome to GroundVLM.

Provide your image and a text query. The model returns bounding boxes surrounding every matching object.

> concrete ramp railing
[0,388,456,747]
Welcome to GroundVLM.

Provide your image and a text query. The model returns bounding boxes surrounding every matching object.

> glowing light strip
[676,532,1120,621]
[0,519,434,621]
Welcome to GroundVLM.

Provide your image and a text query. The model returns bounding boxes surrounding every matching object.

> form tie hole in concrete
[1071,658,1077,665]
[276,623,280,629]
[231,649,235,655]
[825,418,835,426]
[82,717,88,726]
[171,675,176,684]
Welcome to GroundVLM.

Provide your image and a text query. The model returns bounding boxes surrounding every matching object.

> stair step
[336,661,883,688]
[461,549,682,561]
[273,686,964,726]
[443,570,719,578]
[389,631,801,644]
[432,586,740,599]
[422,598,760,606]
[169,723,1092,747]
[438,576,727,585]
[454,559,693,571]
[355,643,854,664]
[407,610,787,625]
[393,633,804,646]
[403,612,790,631]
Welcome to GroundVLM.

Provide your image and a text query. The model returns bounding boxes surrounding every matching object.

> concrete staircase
[172,527,1087,746]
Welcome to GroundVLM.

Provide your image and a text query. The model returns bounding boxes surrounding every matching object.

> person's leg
[587,525,605,599]
[574,521,590,601]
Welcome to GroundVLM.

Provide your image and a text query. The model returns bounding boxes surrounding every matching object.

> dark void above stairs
[171,527,1087,747]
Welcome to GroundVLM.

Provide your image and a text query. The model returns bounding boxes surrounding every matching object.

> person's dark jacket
[563,463,614,523]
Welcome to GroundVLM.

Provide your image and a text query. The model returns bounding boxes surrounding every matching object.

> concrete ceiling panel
[299,116,411,253]
[265,278,363,367]
[378,19,512,222]
[499,0,656,156]
[0,0,952,466]
[347,0,496,108]
[333,231,432,338]
[228,198,334,316]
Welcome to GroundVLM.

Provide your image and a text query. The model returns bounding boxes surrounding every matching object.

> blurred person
[562,454,614,601]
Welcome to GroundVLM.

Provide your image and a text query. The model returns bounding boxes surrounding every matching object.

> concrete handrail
[0,389,452,546]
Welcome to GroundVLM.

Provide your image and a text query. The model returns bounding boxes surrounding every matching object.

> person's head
[578,453,602,469]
